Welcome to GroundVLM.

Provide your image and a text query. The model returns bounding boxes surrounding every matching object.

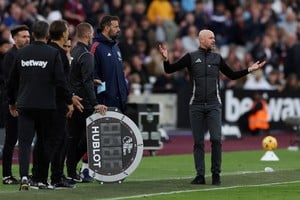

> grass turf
[0,149,299,200]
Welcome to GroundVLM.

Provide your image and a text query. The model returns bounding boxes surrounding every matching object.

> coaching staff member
[92,15,128,113]
[158,29,265,185]
[66,22,107,183]
[2,25,30,185]
[7,20,74,190]
[47,19,76,188]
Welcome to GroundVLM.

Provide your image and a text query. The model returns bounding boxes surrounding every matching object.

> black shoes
[3,176,19,185]
[51,179,76,189]
[191,174,221,185]
[30,181,54,190]
[66,174,83,185]
[212,174,221,185]
[191,175,206,184]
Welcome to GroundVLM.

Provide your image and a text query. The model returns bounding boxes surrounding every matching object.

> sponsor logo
[195,58,202,63]
[21,60,48,68]
[225,90,300,122]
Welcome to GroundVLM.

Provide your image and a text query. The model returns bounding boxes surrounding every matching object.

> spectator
[135,39,151,65]
[2,3,22,28]
[21,2,46,29]
[244,3,265,46]
[266,69,284,91]
[108,0,123,16]
[171,1,185,25]
[284,33,300,79]
[243,69,274,90]
[250,34,280,73]
[152,16,167,43]
[238,91,270,136]
[129,54,150,91]
[146,0,175,25]
[81,0,109,27]
[229,6,248,46]
[152,73,178,93]
[181,25,200,52]
[136,16,156,50]
[220,45,247,89]
[282,73,300,93]
[119,3,134,27]
[193,0,210,31]
[278,8,298,34]
[132,1,147,26]
[209,1,232,46]
[179,12,196,37]
[181,0,196,12]
[63,0,86,29]
[118,27,137,63]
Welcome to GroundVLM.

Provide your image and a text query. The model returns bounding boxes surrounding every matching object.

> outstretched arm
[158,43,169,61]
[248,61,267,72]
[158,43,191,73]
[221,58,267,80]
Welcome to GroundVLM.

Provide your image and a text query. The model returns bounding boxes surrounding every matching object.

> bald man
[159,29,265,185]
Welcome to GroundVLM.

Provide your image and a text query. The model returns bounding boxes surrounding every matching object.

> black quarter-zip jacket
[163,47,249,105]
[7,41,72,109]
[69,42,98,109]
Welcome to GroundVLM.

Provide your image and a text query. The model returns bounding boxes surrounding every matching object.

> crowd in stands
[1,0,300,95]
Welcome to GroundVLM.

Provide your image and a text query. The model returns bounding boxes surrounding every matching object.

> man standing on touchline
[159,29,265,185]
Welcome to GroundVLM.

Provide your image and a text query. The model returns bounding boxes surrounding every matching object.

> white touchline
[103,180,300,200]
[121,169,294,182]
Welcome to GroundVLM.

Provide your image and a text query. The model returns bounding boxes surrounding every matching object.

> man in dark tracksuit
[66,22,107,183]
[159,29,265,185]
[91,15,128,113]
[47,19,74,188]
[7,21,74,190]
[1,25,30,185]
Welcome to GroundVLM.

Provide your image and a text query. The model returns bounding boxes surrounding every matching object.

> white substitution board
[86,110,144,183]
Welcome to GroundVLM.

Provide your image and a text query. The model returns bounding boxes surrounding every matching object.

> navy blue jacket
[91,31,128,112]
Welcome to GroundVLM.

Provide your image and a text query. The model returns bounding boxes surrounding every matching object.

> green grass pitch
[0,149,300,200]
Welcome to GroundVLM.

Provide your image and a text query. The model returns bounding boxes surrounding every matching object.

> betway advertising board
[223,89,300,130]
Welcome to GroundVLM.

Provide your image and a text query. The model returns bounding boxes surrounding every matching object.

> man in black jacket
[7,20,74,191]
[1,25,30,185]
[158,29,265,185]
[46,19,76,188]
[66,22,107,183]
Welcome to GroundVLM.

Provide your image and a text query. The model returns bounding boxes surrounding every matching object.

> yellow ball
[262,136,278,151]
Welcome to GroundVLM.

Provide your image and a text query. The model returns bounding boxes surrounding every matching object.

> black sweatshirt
[7,41,72,109]
[69,42,98,109]
[163,47,249,105]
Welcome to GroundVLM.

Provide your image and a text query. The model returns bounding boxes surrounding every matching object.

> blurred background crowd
[0,0,300,95]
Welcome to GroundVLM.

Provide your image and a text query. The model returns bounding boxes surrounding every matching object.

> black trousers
[18,108,56,183]
[50,102,68,183]
[2,106,18,177]
[66,109,93,177]
[189,103,222,177]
